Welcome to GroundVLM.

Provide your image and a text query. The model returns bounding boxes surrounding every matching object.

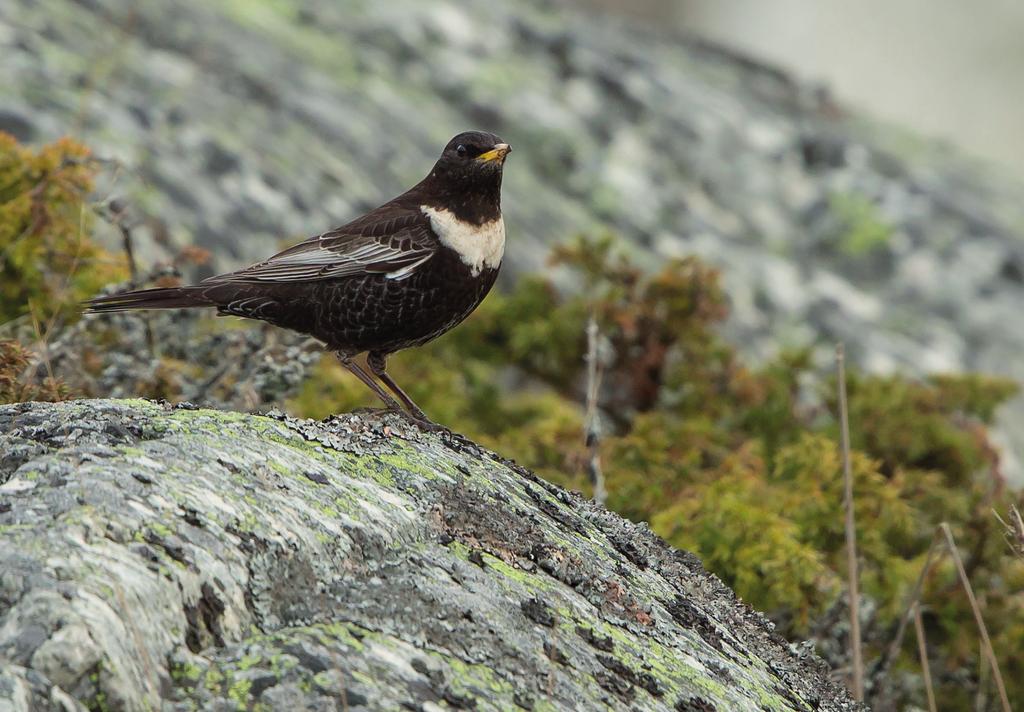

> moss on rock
[0,399,860,711]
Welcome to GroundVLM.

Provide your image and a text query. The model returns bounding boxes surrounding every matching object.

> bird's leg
[335,351,405,413]
[366,352,432,423]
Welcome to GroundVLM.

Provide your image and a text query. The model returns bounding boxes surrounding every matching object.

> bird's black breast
[316,248,499,353]
[218,248,499,354]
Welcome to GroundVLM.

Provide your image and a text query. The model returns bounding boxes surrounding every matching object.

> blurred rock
[2,0,1023,478]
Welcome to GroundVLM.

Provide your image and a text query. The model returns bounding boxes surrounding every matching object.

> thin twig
[912,602,937,712]
[939,522,1011,712]
[584,316,606,505]
[28,305,57,388]
[101,198,157,352]
[977,647,990,712]
[993,504,1024,559]
[836,343,863,701]
[878,530,943,681]
[108,198,139,281]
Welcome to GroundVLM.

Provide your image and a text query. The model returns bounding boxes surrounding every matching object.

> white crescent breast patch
[421,205,505,277]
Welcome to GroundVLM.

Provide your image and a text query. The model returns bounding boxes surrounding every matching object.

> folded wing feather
[208,212,437,284]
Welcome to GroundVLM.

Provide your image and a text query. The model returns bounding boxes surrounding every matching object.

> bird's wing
[210,210,437,283]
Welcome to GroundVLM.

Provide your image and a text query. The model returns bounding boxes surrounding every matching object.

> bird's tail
[85,286,214,313]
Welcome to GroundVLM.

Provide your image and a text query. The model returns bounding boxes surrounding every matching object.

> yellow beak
[477,143,511,163]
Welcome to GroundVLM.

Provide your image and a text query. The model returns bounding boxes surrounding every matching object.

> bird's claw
[384,406,454,439]
[403,414,469,450]
[410,415,454,439]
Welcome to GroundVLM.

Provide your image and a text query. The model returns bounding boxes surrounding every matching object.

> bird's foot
[418,421,476,452]
[407,405,432,423]
[374,405,471,449]
[408,414,453,438]
[381,406,452,437]
[401,413,472,450]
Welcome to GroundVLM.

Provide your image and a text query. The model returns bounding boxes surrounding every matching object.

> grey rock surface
[0,399,859,711]
[2,0,1023,468]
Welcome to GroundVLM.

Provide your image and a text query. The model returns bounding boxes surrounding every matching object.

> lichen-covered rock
[0,399,860,711]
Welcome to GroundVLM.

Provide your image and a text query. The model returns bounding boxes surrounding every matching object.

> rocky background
[3,0,1024,477]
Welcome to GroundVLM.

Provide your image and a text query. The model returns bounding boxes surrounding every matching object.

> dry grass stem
[584,316,606,505]
[912,602,937,712]
[836,343,863,701]
[881,531,942,678]
[939,523,1011,712]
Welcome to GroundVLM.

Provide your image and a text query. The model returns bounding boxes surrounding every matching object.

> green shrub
[294,234,1022,708]
[0,132,126,325]
[6,128,1019,708]
[0,133,129,404]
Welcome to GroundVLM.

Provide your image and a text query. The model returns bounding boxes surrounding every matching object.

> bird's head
[431,131,511,185]
[416,131,511,223]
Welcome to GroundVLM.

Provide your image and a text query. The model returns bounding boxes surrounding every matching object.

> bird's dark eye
[456,145,467,157]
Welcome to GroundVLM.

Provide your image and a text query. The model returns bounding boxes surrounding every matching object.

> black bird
[88,131,512,429]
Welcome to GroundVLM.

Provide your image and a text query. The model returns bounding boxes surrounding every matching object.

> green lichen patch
[1,399,856,711]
